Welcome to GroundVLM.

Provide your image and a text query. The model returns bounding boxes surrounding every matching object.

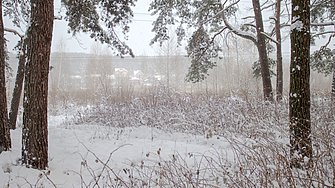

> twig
[4,28,24,38]
[42,171,57,188]
[74,133,132,188]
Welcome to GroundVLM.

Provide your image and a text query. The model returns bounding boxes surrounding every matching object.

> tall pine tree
[22,0,54,169]
[289,0,312,168]
[0,0,11,153]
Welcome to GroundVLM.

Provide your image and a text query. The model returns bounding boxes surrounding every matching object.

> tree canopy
[61,0,137,57]
[149,0,238,83]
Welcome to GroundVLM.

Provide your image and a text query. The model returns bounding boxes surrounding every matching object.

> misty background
[4,0,333,108]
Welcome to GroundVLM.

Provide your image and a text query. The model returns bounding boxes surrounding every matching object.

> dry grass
[63,88,335,187]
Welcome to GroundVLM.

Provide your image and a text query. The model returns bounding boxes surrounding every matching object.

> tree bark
[9,44,26,130]
[0,0,11,153]
[252,0,273,101]
[332,62,335,100]
[22,0,54,170]
[289,0,312,168]
[219,0,273,101]
[275,0,283,101]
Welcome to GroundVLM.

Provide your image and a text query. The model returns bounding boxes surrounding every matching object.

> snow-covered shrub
[66,91,334,187]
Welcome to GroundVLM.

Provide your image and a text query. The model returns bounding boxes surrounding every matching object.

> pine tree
[9,39,26,130]
[310,0,335,98]
[0,0,11,153]
[61,0,136,57]
[149,0,274,100]
[289,0,312,168]
[22,0,54,169]
[275,0,283,101]
[3,0,29,131]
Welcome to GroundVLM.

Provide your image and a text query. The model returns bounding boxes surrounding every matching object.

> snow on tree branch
[261,32,279,45]
[4,28,24,38]
[61,0,135,57]
[310,21,335,27]
[312,31,335,38]
[185,26,221,83]
[218,2,258,44]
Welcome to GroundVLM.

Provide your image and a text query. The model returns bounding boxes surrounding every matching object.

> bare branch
[311,22,335,27]
[315,34,335,58]
[261,32,279,44]
[261,2,276,11]
[312,31,335,38]
[218,0,258,44]
[54,16,62,20]
[42,171,57,188]
[74,133,132,188]
[4,27,24,38]
[243,23,257,28]
[242,16,255,20]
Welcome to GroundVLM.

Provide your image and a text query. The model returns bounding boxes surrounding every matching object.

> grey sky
[3,0,332,58]
[4,0,158,56]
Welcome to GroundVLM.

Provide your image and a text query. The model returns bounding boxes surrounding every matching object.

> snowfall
[0,96,334,187]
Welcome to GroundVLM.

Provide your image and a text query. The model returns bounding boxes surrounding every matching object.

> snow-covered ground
[1,115,236,187]
[1,96,334,187]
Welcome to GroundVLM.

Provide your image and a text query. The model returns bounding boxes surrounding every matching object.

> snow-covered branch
[218,1,258,44]
[261,2,276,11]
[312,31,335,38]
[54,16,62,20]
[261,32,279,45]
[242,16,255,20]
[243,23,257,28]
[4,28,24,38]
[314,33,335,58]
[269,16,277,21]
[311,21,335,27]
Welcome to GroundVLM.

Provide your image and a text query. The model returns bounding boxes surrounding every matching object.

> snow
[0,115,234,187]
[291,20,304,32]
[293,6,299,11]
[1,96,334,187]
[296,65,300,71]
[292,16,300,23]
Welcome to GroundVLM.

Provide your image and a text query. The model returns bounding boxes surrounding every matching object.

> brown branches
[4,27,23,38]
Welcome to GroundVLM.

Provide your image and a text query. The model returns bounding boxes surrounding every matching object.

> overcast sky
[52,0,158,56]
[3,0,332,57]
[4,0,158,56]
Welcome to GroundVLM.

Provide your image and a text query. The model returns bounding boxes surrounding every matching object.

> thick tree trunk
[0,0,11,153]
[275,0,283,101]
[332,62,335,100]
[22,0,54,170]
[252,0,273,101]
[9,46,26,130]
[289,0,312,168]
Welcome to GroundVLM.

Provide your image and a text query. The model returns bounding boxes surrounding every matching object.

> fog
[6,37,331,108]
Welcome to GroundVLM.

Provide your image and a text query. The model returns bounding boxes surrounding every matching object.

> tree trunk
[0,0,11,153]
[252,0,273,101]
[219,0,273,101]
[9,44,26,130]
[332,62,335,100]
[22,0,54,170]
[289,0,312,169]
[275,0,283,101]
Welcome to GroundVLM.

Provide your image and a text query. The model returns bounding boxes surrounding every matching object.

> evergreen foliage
[311,0,335,32]
[311,48,335,76]
[185,26,221,82]
[61,0,137,57]
[149,0,237,82]
[2,0,30,29]
[252,43,276,78]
